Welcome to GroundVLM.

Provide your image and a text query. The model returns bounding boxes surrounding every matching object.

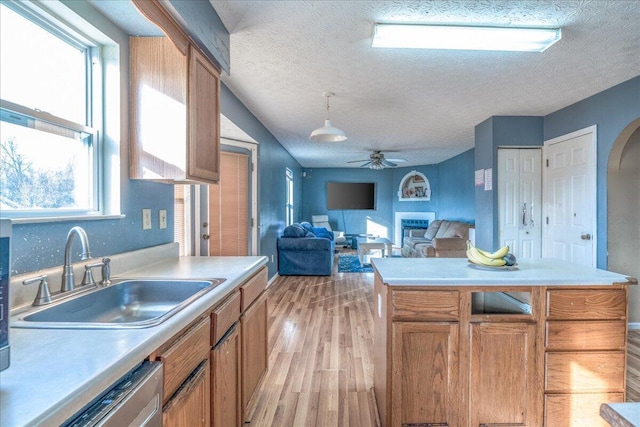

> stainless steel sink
[12,278,225,329]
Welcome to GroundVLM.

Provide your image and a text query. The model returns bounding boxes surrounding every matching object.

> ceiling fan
[347,150,407,170]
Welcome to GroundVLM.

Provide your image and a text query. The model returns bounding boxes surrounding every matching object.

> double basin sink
[12,278,226,329]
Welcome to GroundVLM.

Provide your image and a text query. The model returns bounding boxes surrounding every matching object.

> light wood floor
[246,258,379,427]
[247,254,640,426]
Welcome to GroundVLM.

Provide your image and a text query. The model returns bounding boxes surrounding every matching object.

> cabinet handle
[213,322,238,349]
[581,233,592,240]
[162,360,208,412]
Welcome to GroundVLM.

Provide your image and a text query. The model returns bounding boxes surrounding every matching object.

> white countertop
[1,255,267,427]
[600,402,640,427]
[371,257,634,286]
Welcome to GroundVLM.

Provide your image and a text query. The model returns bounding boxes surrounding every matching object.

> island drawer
[392,290,459,320]
[545,351,625,392]
[545,320,626,350]
[211,290,241,345]
[544,393,624,427]
[240,266,267,312]
[546,289,626,320]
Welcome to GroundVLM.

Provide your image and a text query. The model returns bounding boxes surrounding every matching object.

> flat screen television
[326,182,376,210]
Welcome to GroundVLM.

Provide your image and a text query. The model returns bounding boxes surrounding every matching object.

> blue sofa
[277,222,335,276]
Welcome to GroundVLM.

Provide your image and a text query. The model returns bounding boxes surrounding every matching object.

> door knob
[580,233,591,240]
[202,234,210,240]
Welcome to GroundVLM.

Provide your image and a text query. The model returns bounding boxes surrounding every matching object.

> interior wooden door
[208,151,249,255]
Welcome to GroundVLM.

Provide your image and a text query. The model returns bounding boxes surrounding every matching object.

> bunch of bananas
[466,241,515,267]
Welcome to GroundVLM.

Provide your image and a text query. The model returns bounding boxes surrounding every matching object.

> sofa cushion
[283,223,306,238]
[424,220,442,240]
[312,226,334,240]
[300,221,314,233]
[435,220,469,239]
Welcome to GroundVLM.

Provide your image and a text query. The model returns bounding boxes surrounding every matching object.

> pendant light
[309,92,347,142]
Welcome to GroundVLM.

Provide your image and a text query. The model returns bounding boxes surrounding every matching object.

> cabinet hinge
[546,217,549,225]
[546,158,549,167]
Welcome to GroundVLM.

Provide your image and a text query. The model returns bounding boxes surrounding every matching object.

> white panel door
[542,126,597,266]
[498,148,542,258]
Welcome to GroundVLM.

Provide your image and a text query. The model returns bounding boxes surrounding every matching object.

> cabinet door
[469,322,537,427]
[130,36,187,181]
[163,361,210,427]
[241,292,268,420]
[187,45,220,183]
[211,323,241,427]
[391,322,459,427]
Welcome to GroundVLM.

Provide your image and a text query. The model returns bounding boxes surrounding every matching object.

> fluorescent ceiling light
[372,24,561,52]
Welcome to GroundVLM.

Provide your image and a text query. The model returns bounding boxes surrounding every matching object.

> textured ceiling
[210,0,640,168]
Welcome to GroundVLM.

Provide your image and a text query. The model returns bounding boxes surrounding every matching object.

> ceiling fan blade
[359,161,372,168]
[381,159,397,168]
[347,159,369,163]
[386,158,406,163]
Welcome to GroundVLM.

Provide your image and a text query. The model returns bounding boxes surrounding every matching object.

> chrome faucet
[61,226,91,292]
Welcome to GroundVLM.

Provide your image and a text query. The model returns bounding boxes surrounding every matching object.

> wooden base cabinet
[150,317,211,426]
[241,291,268,420]
[543,288,628,427]
[391,322,459,426]
[163,361,210,426]
[374,275,629,427]
[469,322,537,427]
[211,324,241,427]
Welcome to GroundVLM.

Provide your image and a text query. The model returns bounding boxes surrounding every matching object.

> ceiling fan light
[370,162,384,170]
[309,119,347,142]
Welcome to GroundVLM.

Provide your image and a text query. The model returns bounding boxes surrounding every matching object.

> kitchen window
[0,1,109,219]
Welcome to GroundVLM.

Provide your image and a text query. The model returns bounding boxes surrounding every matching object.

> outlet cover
[142,209,152,230]
[159,210,167,229]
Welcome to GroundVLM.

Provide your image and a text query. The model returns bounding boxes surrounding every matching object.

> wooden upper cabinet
[129,37,220,184]
[187,45,220,183]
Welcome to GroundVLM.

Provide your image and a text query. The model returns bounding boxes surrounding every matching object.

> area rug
[338,254,374,273]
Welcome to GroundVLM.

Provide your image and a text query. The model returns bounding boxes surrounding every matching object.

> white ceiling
[210,0,640,168]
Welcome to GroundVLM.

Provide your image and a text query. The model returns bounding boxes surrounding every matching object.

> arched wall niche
[398,170,431,201]
[607,117,640,323]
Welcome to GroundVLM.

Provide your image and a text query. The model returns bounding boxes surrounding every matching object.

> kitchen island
[371,257,636,427]
[2,247,268,427]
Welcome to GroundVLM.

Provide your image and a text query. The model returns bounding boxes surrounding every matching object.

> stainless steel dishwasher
[63,360,163,427]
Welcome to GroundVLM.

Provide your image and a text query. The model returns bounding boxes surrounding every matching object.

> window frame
[0,0,121,223]
[285,168,294,226]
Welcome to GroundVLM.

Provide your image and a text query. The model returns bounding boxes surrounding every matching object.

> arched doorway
[607,118,640,324]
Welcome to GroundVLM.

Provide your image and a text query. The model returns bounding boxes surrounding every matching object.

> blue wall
[220,85,302,276]
[543,76,640,268]
[300,155,476,241]
[300,168,396,237]
[437,149,475,223]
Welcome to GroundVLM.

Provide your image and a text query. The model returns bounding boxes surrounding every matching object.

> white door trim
[542,125,598,267]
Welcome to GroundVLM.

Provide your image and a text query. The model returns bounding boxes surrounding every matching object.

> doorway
[607,118,640,323]
[202,140,258,256]
[542,125,597,267]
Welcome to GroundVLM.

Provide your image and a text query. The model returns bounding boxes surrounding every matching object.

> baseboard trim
[628,323,640,330]
[267,273,280,288]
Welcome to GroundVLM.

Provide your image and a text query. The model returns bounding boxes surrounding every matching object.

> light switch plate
[159,210,167,229]
[142,209,152,230]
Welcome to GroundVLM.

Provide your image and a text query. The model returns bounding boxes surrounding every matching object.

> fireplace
[401,218,430,241]
[394,212,436,247]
